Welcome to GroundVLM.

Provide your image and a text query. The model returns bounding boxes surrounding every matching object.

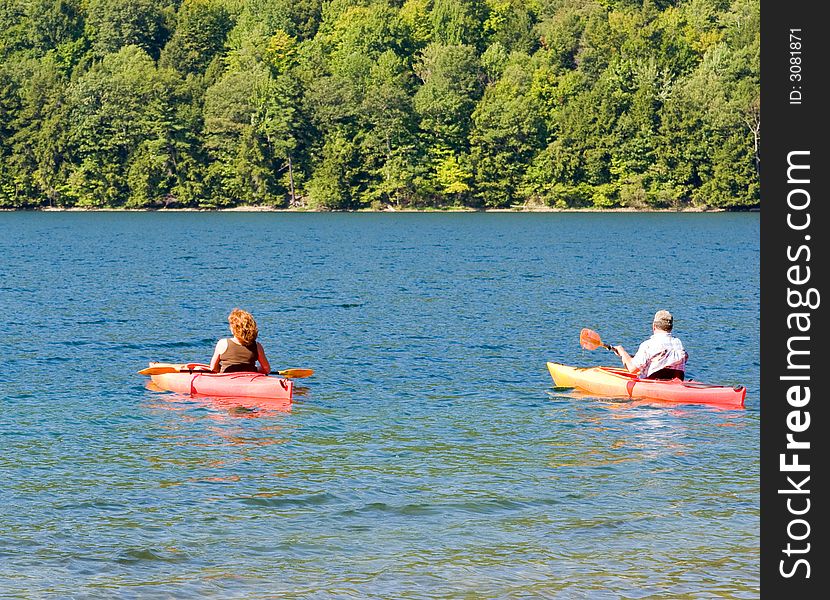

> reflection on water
[145,381,293,418]
[549,386,745,414]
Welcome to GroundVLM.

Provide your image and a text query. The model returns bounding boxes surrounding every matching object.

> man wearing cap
[613,310,688,380]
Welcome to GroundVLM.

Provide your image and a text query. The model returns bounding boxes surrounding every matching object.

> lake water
[0,212,759,598]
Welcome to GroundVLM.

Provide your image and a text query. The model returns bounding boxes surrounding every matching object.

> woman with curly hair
[208,308,271,374]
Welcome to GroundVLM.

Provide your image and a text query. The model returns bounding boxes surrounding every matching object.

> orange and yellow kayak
[547,362,746,409]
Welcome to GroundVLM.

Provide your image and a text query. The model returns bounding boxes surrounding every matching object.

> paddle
[580,328,620,356]
[138,363,207,375]
[138,363,313,379]
[274,368,314,379]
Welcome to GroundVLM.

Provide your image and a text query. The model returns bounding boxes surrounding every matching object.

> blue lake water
[0,212,759,597]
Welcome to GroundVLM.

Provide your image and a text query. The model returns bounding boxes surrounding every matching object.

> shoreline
[2,205,757,213]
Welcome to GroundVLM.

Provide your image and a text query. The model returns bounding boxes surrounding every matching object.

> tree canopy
[0,0,760,210]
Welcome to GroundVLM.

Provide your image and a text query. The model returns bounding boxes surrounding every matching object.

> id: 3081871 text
[789,29,803,105]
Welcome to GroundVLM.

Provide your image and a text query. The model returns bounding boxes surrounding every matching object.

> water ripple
[0,212,760,597]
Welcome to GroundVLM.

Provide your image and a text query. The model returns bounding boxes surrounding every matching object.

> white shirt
[631,331,687,377]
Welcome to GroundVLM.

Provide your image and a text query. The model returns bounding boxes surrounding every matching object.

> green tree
[469,57,545,207]
[480,41,508,83]
[430,0,485,47]
[125,74,207,208]
[64,45,177,206]
[25,0,85,59]
[434,149,472,203]
[307,132,359,209]
[86,0,170,59]
[4,54,73,207]
[203,64,277,206]
[253,38,308,206]
[575,4,615,80]
[482,0,535,53]
[400,0,432,49]
[231,0,324,40]
[160,0,232,75]
[360,50,419,207]
[0,0,29,58]
[414,43,481,152]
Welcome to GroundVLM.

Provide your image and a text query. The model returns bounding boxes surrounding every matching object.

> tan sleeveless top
[219,339,258,373]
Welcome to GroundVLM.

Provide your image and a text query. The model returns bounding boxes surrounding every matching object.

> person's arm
[256,342,271,374]
[208,339,227,373]
[614,345,641,374]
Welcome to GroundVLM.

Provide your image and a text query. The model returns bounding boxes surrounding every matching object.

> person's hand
[612,345,624,357]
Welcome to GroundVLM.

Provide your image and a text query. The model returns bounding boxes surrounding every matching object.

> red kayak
[150,371,293,400]
[547,362,746,409]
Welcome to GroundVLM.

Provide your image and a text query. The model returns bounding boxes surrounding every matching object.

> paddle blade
[579,328,604,351]
[138,362,211,375]
[277,368,314,379]
[138,363,183,375]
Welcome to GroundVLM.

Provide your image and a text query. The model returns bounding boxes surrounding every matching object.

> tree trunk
[287,155,296,206]
[744,108,761,176]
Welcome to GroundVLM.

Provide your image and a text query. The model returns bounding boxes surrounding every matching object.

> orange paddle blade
[138,363,184,375]
[138,362,211,375]
[579,328,604,350]
[277,368,314,379]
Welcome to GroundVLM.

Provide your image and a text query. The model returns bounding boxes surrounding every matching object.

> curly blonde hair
[228,308,258,345]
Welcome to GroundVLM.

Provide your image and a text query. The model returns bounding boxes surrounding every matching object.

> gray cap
[653,310,673,331]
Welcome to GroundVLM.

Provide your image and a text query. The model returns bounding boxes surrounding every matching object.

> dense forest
[0,0,759,210]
